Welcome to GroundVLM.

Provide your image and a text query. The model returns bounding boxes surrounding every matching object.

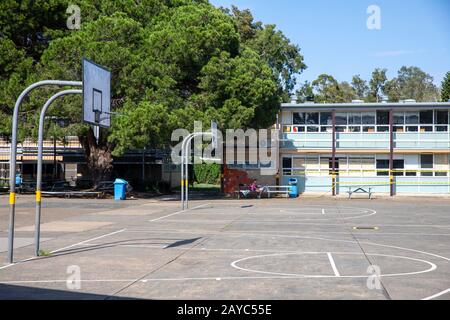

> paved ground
[0,193,449,300]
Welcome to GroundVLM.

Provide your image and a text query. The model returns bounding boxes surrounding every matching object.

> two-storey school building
[279,100,450,195]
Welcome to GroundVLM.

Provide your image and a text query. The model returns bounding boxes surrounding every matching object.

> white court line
[0,229,125,271]
[149,204,210,222]
[51,229,126,254]
[327,252,340,277]
[422,288,450,300]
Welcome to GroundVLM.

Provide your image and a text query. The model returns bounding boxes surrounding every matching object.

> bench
[265,186,291,198]
[347,187,373,199]
[42,191,104,199]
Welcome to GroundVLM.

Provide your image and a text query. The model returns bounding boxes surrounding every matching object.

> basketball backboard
[83,58,111,128]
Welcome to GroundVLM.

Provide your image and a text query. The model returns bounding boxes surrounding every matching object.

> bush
[194,164,221,185]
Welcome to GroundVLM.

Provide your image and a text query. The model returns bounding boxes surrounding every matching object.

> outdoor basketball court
[0,194,449,300]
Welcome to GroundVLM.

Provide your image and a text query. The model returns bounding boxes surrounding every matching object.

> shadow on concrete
[0,283,139,300]
[38,237,204,259]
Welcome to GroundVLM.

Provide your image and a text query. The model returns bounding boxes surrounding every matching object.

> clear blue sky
[210,0,450,88]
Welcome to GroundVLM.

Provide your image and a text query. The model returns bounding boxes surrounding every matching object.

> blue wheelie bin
[114,179,128,201]
[288,178,299,198]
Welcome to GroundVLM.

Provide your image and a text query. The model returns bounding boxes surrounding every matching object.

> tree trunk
[80,128,113,188]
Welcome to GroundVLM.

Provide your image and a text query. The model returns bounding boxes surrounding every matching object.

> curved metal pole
[8,80,82,263]
[181,133,196,210]
[184,133,212,210]
[35,90,82,256]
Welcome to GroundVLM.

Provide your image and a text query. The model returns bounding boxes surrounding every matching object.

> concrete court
[0,193,449,300]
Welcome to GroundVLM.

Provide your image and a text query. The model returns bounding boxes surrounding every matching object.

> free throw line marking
[327,252,340,277]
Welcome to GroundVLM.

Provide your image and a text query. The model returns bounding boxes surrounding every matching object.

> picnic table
[347,187,373,199]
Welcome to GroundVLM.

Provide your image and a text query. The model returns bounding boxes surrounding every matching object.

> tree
[368,68,387,102]
[296,81,315,103]
[225,6,306,100]
[306,74,356,103]
[441,71,450,102]
[1,0,305,184]
[384,66,440,102]
[351,75,369,101]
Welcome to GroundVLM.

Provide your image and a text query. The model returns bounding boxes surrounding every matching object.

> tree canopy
[0,0,305,181]
[442,71,450,102]
[296,66,441,104]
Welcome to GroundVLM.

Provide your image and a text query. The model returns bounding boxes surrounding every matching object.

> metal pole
[180,133,195,210]
[332,110,337,196]
[35,90,82,256]
[389,109,395,197]
[8,80,82,263]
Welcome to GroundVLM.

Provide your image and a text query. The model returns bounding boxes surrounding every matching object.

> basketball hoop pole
[8,80,82,263]
[35,89,82,257]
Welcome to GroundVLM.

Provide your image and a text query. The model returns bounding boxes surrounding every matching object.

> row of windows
[289,111,450,133]
[282,154,450,177]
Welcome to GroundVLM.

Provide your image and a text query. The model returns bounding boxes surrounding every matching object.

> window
[435,111,449,125]
[293,113,305,125]
[348,113,362,125]
[362,112,376,125]
[363,126,375,133]
[320,112,333,126]
[421,155,433,177]
[335,113,347,125]
[306,113,319,125]
[435,154,448,177]
[283,157,292,176]
[377,111,389,125]
[406,126,418,132]
[393,160,405,176]
[405,112,419,124]
[436,126,448,132]
[348,126,361,133]
[377,126,389,132]
[377,160,390,176]
[394,112,405,125]
[307,126,319,132]
[420,110,433,124]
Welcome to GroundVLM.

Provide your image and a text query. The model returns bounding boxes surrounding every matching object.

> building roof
[281,101,450,111]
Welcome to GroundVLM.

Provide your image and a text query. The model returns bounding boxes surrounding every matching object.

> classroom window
[393,160,405,176]
[405,112,419,124]
[394,113,405,125]
[421,155,433,177]
[348,113,362,125]
[420,110,433,124]
[335,113,347,125]
[435,111,449,125]
[293,113,305,125]
[362,112,376,125]
[306,113,319,125]
[320,112,333,126]
[376,160,390,176]
[377,111,389,125]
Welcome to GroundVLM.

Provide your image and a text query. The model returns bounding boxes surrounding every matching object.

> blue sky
[210,0,450,88]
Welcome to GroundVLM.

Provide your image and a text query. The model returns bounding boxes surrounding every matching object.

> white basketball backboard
[83,58,111,128]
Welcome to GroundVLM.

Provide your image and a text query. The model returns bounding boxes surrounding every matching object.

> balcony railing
[281,132,450,150]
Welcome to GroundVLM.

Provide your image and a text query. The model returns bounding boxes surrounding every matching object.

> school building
[279,100,450,195]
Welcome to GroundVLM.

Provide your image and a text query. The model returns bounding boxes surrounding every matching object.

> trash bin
[288,178,299,198]
[114,179,128,201]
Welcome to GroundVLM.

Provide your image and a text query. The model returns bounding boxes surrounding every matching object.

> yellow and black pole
[331,110,337,196]
[389,109,395,197]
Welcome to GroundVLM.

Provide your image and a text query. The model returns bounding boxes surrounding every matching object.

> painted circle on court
[277,205,377,220]
[231,252,437,278]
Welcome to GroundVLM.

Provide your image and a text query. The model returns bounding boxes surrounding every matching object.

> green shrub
[194,164,221,185]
